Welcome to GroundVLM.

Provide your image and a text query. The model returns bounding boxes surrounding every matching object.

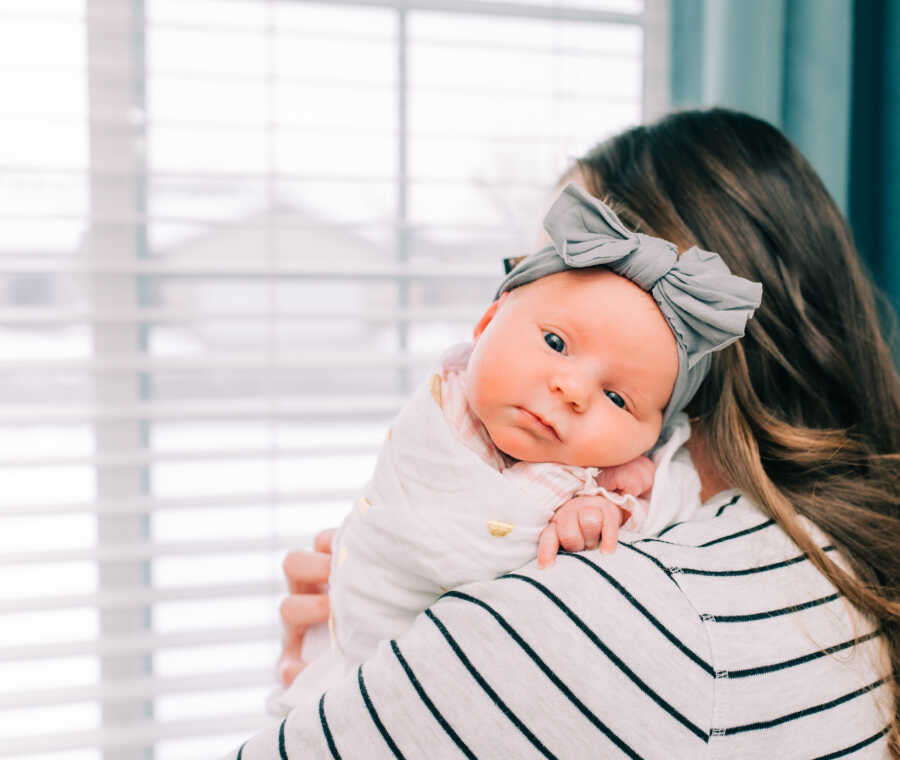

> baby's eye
[605,390,626,409]
[543,332,566,354]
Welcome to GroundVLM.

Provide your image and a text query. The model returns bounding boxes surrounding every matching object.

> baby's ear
[472,292,508,340]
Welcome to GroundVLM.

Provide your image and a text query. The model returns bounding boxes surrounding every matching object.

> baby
[443,267,671,568]
[268,183,762,715]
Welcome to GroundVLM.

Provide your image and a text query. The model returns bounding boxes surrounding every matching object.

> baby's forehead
[516,268,663,319]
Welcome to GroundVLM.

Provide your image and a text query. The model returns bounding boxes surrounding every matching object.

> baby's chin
[487,426,562,464]
[488,425,651,468]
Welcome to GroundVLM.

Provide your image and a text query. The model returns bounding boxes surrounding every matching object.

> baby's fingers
[577,504,605,550]
[598,456,655,496]
[598,501,622,554]
[554,507,586,553]
[537,524,560,569]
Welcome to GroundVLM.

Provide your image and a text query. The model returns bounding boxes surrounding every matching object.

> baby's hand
[537,495,628,568]
[595,455,655,498]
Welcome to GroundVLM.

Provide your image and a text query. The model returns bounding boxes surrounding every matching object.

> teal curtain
[670,0,900,342]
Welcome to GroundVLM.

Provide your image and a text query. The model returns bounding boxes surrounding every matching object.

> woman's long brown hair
[575,108,900,753]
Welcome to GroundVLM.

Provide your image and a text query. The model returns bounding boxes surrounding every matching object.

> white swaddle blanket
[268,354,701,715]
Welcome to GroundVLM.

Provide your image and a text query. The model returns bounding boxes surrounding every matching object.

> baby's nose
[552,372,591,412]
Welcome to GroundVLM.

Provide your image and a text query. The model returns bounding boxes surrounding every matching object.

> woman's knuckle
[279,596,293,623]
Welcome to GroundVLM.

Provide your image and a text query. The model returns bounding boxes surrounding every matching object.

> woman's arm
[231,543,714,759]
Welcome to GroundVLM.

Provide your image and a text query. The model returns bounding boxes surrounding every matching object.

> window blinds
[0,0,667,756]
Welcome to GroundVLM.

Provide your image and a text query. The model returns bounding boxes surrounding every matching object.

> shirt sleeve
[226,544,714,760]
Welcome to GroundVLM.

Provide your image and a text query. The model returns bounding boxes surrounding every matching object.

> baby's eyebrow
[615,374,666,416]
[563,316,595,345]
[622,386,650,413]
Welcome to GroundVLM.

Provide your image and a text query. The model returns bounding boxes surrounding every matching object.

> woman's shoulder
[431,490,890,759]
[623,491,891,757]
[614,489,856,629]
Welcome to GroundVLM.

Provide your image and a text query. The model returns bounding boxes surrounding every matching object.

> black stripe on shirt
[715,494,742,516]
[425,608,558,759]
[358,665,406,759]
[390,639,477,760]
[554,552,714,676]
[279,719,288,760]
[654,520,686,538]
[711,593,840,622]
[677,546,836,577]
[651,495,742,541]
[319,693,341,760]
[503,573,709,743]
[725,630,881,679]
[719,678,885,735]
[616,543,681,586]
[697,520,775,547]
[812,725,890,759]
[442,590,644,759]
[638,518,774,550]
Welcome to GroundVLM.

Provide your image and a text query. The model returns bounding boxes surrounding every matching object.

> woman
[236,109,899,758]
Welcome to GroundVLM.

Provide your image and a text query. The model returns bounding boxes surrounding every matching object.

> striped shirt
[229,491,891,759]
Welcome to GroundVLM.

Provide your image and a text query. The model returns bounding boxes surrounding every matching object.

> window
[0,0,668,756]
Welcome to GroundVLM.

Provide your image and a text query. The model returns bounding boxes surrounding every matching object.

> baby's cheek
[621,422,662,462]
[463,372,488,419]
[465,359,503,412]
[582,421,643,466]
[489,427,539,462]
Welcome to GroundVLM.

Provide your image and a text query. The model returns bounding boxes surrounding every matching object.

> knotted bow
[496,183,763,432]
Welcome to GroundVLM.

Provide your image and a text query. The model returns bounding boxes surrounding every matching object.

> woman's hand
[276,528,334,687]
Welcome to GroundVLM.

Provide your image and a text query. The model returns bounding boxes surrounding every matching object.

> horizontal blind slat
[0,164,555,183]
[2,713,278,757]
[0,396,405,424]
[2,669,272,707]
[0,623,280,661]
[1,443,380,468]
[1,580,284,614]
[2,1,642,26]
[0,260,500,277]
[0,353,437,373]
[0,74,642,98]
[1,535,312,565]
[0,306,479,326]
[0,115,621,142]
[0,487,359,518]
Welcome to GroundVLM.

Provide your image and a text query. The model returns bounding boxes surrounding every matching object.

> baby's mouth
[519,407,560,441]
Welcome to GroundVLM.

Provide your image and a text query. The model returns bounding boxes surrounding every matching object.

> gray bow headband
[496,183,763,432]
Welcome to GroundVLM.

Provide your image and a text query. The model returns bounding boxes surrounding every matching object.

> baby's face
[465,269,678,467]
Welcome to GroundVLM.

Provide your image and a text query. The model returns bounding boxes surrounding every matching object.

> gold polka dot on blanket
[328,610,336,643]
[358,496,371,516]
[487,520,514,537]
[339,544,348,564]
[429,373,443,407]
[385,427,392,441]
